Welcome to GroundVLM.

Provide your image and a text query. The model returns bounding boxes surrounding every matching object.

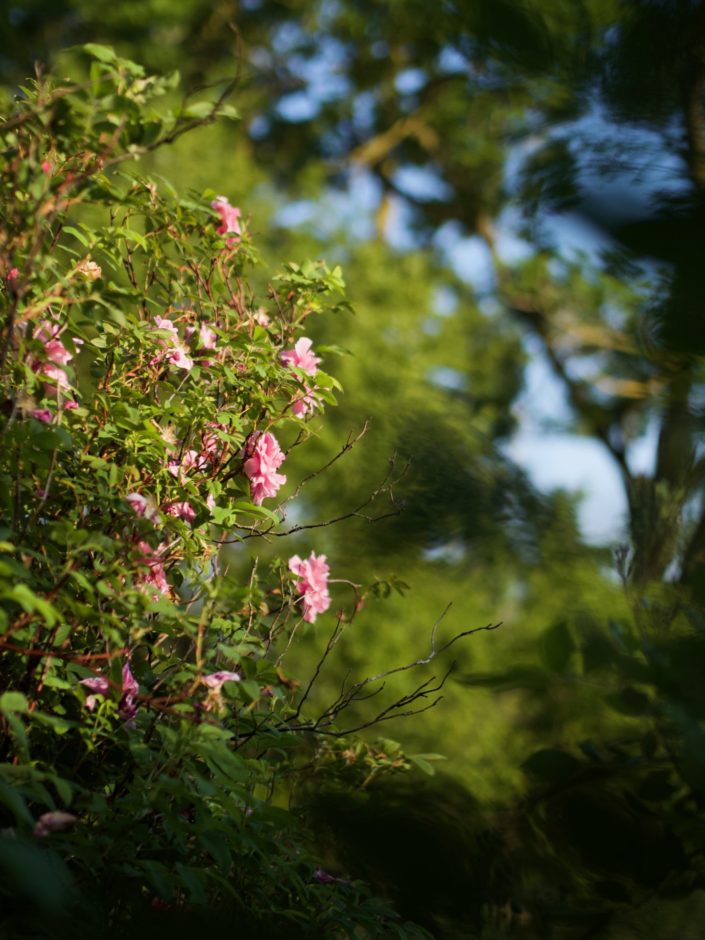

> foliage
[0,48,441,938]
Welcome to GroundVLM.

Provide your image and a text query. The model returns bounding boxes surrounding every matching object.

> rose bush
[0,47,433,938]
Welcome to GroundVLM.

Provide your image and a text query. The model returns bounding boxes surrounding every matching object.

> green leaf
[82,43,118,63]
[0,691,29,714]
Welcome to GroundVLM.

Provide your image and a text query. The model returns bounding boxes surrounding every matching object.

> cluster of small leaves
[0,49,426,937]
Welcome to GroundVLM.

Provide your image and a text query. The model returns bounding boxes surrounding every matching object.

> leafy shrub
[0,47,433,938]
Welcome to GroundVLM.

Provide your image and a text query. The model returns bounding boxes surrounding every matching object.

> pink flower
[254,308,270,327]
[39,362,71,395]
[126,492,147,515]
[167,448,208,482]
[30,408,53,424]
[79,674,110,711]
[292,385,322,417]
[167,346,194,371]
[198,323,217,350]
[78,665,139,720]
[41,160,52,174]
[202,670,241,690]
[33,811,77,838]
[243,431,287,506]
[5,267,19,283]
[153,315,180,342]
[64,400,79,411]
[201,422,226,460]
[280,338,321,377]
[135,540,171,598]
[44,339,72,366]
[289,551,331,623]
[80,675,110,694]
[151,316,193,371]
[211,196,241,247]
[119,662,140,721]
[164,500,197,524]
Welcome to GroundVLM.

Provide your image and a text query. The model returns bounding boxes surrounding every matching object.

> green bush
[0,47,433,939]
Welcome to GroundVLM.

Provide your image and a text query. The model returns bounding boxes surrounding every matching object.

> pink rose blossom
[119,662,140,721]
[30,408,53,423]
[164,500,197,524]
[151,316,193,371]
[202,670,241,690]
[78,665,139,720]
[291,385,322,417]
[44,338,72,366]
[280,337,321,377]
[126,492,147,515]
[167,346,194,371]
[80,675,110,695]
[198,323,217,350]
[34,811,77,838]
[167,448,208,482]
[243,431,287,506]
[289,551,331,623]
[153,315,180,341]
[211,196,241,247]
[79,674,110,711]
[135,540,171,598]
[39,362,71,395]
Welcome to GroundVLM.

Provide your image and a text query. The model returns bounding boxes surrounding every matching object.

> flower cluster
[289,551,331,623]
[29,319,81,418]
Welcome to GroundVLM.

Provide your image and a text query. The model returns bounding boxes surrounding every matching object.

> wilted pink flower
[289,551,331,623]
[164,500,197,524]
[167,448,208,482]
[243,431,287,505]
[126,492,147,515]
[135,540,171,598]
[280,337,321,377]
[78,665,139,720]
[119,662,140,721]
[201,422,226,460]
[211,196,241,247]
[79,674,110,711]
[198,323,217,350]
[202,670,241,690]
[75,259,101,280]
[254,308,270,327]
[80,675,110,695]
[30,408,53,424]
[34,811,77,838]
